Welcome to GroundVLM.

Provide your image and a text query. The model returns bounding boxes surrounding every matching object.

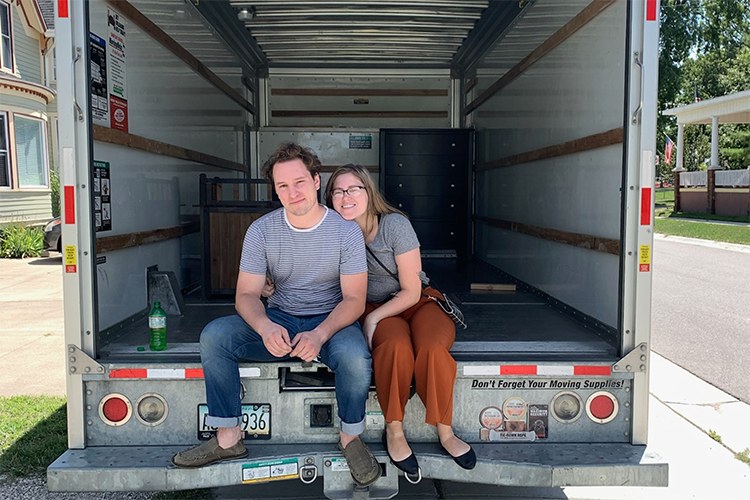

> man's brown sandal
[171,436,248,468]
[338,438,381,486]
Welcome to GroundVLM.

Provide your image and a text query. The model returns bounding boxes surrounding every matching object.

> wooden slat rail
[476,128,624,172]
[106,0,256,115]
[464,0,617,115]
[272,89,448,97]
[97,222,199,254]
[475,216,620,255]
[272,111,448,118]
[93,125,247,173]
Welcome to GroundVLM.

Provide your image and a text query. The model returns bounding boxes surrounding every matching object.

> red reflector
[640,187,652,225]
[574,366,611,376]
[589,395,615,420]
[500,365,536,375]
[58,0,69,18]
[646,0,657,21]
[64,185,75,224]
[102,397,129,422]
[109,368,147,378]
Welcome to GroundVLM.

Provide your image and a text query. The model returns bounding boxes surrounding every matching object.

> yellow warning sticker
[65,245,77,273]
[639,245,651,272]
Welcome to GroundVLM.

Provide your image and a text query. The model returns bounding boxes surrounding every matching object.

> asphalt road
[651,236,750,404]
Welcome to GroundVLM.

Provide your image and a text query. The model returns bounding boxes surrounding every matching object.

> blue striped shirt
[239,206,367,316]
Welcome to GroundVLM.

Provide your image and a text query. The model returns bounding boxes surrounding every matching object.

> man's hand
[259,322,292,357]
[290,330,325,362]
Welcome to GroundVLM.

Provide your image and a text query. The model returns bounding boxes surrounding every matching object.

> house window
[14,115,48,188]
[0,1,11,72]
[0,113,9,187]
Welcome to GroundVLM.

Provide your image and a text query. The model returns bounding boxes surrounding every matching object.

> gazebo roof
[662,89,750,124]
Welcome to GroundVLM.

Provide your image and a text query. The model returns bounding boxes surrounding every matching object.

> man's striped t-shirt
[239,206,367,316]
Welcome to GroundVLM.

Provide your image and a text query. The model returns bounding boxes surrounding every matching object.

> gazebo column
[710,116,720,170]
[673,123,685,212]
[707,116,720,214]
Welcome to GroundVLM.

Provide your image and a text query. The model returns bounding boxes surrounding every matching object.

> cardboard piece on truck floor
[470,283,517,292]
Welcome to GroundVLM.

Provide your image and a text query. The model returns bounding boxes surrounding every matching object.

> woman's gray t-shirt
[366,213,429,303]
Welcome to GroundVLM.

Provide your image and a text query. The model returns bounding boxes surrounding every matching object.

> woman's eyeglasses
[331,186,365,200]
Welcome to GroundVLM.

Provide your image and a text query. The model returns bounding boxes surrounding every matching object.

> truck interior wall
[258,129,381,195]
[90,0,252,331]
[266,75,451,129]
[472,0,627,328]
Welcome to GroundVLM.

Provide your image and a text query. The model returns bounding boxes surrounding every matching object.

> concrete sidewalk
[1,255,749,499]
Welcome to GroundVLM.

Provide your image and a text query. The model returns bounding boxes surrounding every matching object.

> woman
[325,164,476,474]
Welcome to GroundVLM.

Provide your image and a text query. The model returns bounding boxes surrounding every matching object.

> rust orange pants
[362,287,457,426]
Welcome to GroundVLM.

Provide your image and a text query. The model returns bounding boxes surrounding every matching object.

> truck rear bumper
[48,443,667,495]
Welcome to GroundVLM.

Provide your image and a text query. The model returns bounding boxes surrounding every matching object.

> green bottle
[148,301,167,351]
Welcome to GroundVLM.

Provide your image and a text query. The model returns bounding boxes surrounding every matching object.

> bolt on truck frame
[49,0,667,497]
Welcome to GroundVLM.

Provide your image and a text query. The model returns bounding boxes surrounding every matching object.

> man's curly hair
[261,142,322,183]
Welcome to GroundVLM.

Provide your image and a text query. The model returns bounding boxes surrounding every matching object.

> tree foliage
[657,0,750,179]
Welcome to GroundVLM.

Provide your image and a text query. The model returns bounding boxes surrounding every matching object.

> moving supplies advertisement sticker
[107,8,128,131]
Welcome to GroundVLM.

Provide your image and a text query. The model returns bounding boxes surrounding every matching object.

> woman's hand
[261,276,275,298]
[362,314,379,351]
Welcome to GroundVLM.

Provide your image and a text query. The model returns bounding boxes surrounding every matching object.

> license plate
[197,404,271,440]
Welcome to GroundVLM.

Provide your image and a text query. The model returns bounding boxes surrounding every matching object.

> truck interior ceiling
[95,0,628,366]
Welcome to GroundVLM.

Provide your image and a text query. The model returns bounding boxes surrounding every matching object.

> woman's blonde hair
[325,164,406,235]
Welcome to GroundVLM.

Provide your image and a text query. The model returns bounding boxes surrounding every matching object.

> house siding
[11,5,43,84]
[1,93,47,113]
[0,190,52,226]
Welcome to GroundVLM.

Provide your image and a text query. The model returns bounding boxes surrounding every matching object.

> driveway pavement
[0,254,66,396]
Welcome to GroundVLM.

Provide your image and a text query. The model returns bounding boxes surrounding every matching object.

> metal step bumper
[47,443,667,497]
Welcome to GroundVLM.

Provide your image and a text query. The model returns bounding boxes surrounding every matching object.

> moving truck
[48,0,668,497]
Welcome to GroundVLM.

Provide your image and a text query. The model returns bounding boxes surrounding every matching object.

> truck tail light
[135,393,168,426]
[99,393,132,426]
[586,391,619,424]
[551,391,583,423]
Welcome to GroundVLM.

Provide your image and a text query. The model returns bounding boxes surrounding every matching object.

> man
[172,143,381,486]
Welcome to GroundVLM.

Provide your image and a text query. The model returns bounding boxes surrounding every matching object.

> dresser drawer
[391,196,467,219]
[411,220,467,250]
[384,155,467,177]
[385,176,466,197]
[384,133,470,156]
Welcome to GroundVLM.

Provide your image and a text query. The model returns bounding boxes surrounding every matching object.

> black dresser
[379,129,473,258]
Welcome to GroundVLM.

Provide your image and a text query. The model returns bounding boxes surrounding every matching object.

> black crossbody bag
[366,247,467,329]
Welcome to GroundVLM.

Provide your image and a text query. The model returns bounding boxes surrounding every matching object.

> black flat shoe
[441,443,476,470]
[382,432,419,475]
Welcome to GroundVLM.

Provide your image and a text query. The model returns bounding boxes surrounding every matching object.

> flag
[694,84,701,102]
[665,135,675,164]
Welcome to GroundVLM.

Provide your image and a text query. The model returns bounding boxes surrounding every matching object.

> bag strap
[366,246,400,284]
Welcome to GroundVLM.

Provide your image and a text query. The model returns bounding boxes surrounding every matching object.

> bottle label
[149,316,166,328]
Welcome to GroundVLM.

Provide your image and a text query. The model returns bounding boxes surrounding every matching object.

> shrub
[0,223,44,258]
[50,167,61,218]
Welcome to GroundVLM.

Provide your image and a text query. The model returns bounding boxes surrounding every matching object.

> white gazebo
[662,89,750,171]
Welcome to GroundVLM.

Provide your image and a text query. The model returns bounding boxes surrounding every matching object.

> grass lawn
[655,187,674,204]
[655,217,750,245]
[0,395,67,481]
[0,395,211,498]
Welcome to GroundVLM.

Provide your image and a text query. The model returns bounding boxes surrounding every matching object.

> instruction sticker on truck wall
[242,459,298,484]
[89,32,108,126]
[639,245,651,272]
[65,246,77,273]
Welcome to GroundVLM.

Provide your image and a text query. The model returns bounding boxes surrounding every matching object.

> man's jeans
[200,308,372,436]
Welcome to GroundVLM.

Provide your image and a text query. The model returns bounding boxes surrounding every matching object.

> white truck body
[49,0,667,497]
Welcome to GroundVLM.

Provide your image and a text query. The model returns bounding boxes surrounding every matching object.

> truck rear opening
[49,0,666,497]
